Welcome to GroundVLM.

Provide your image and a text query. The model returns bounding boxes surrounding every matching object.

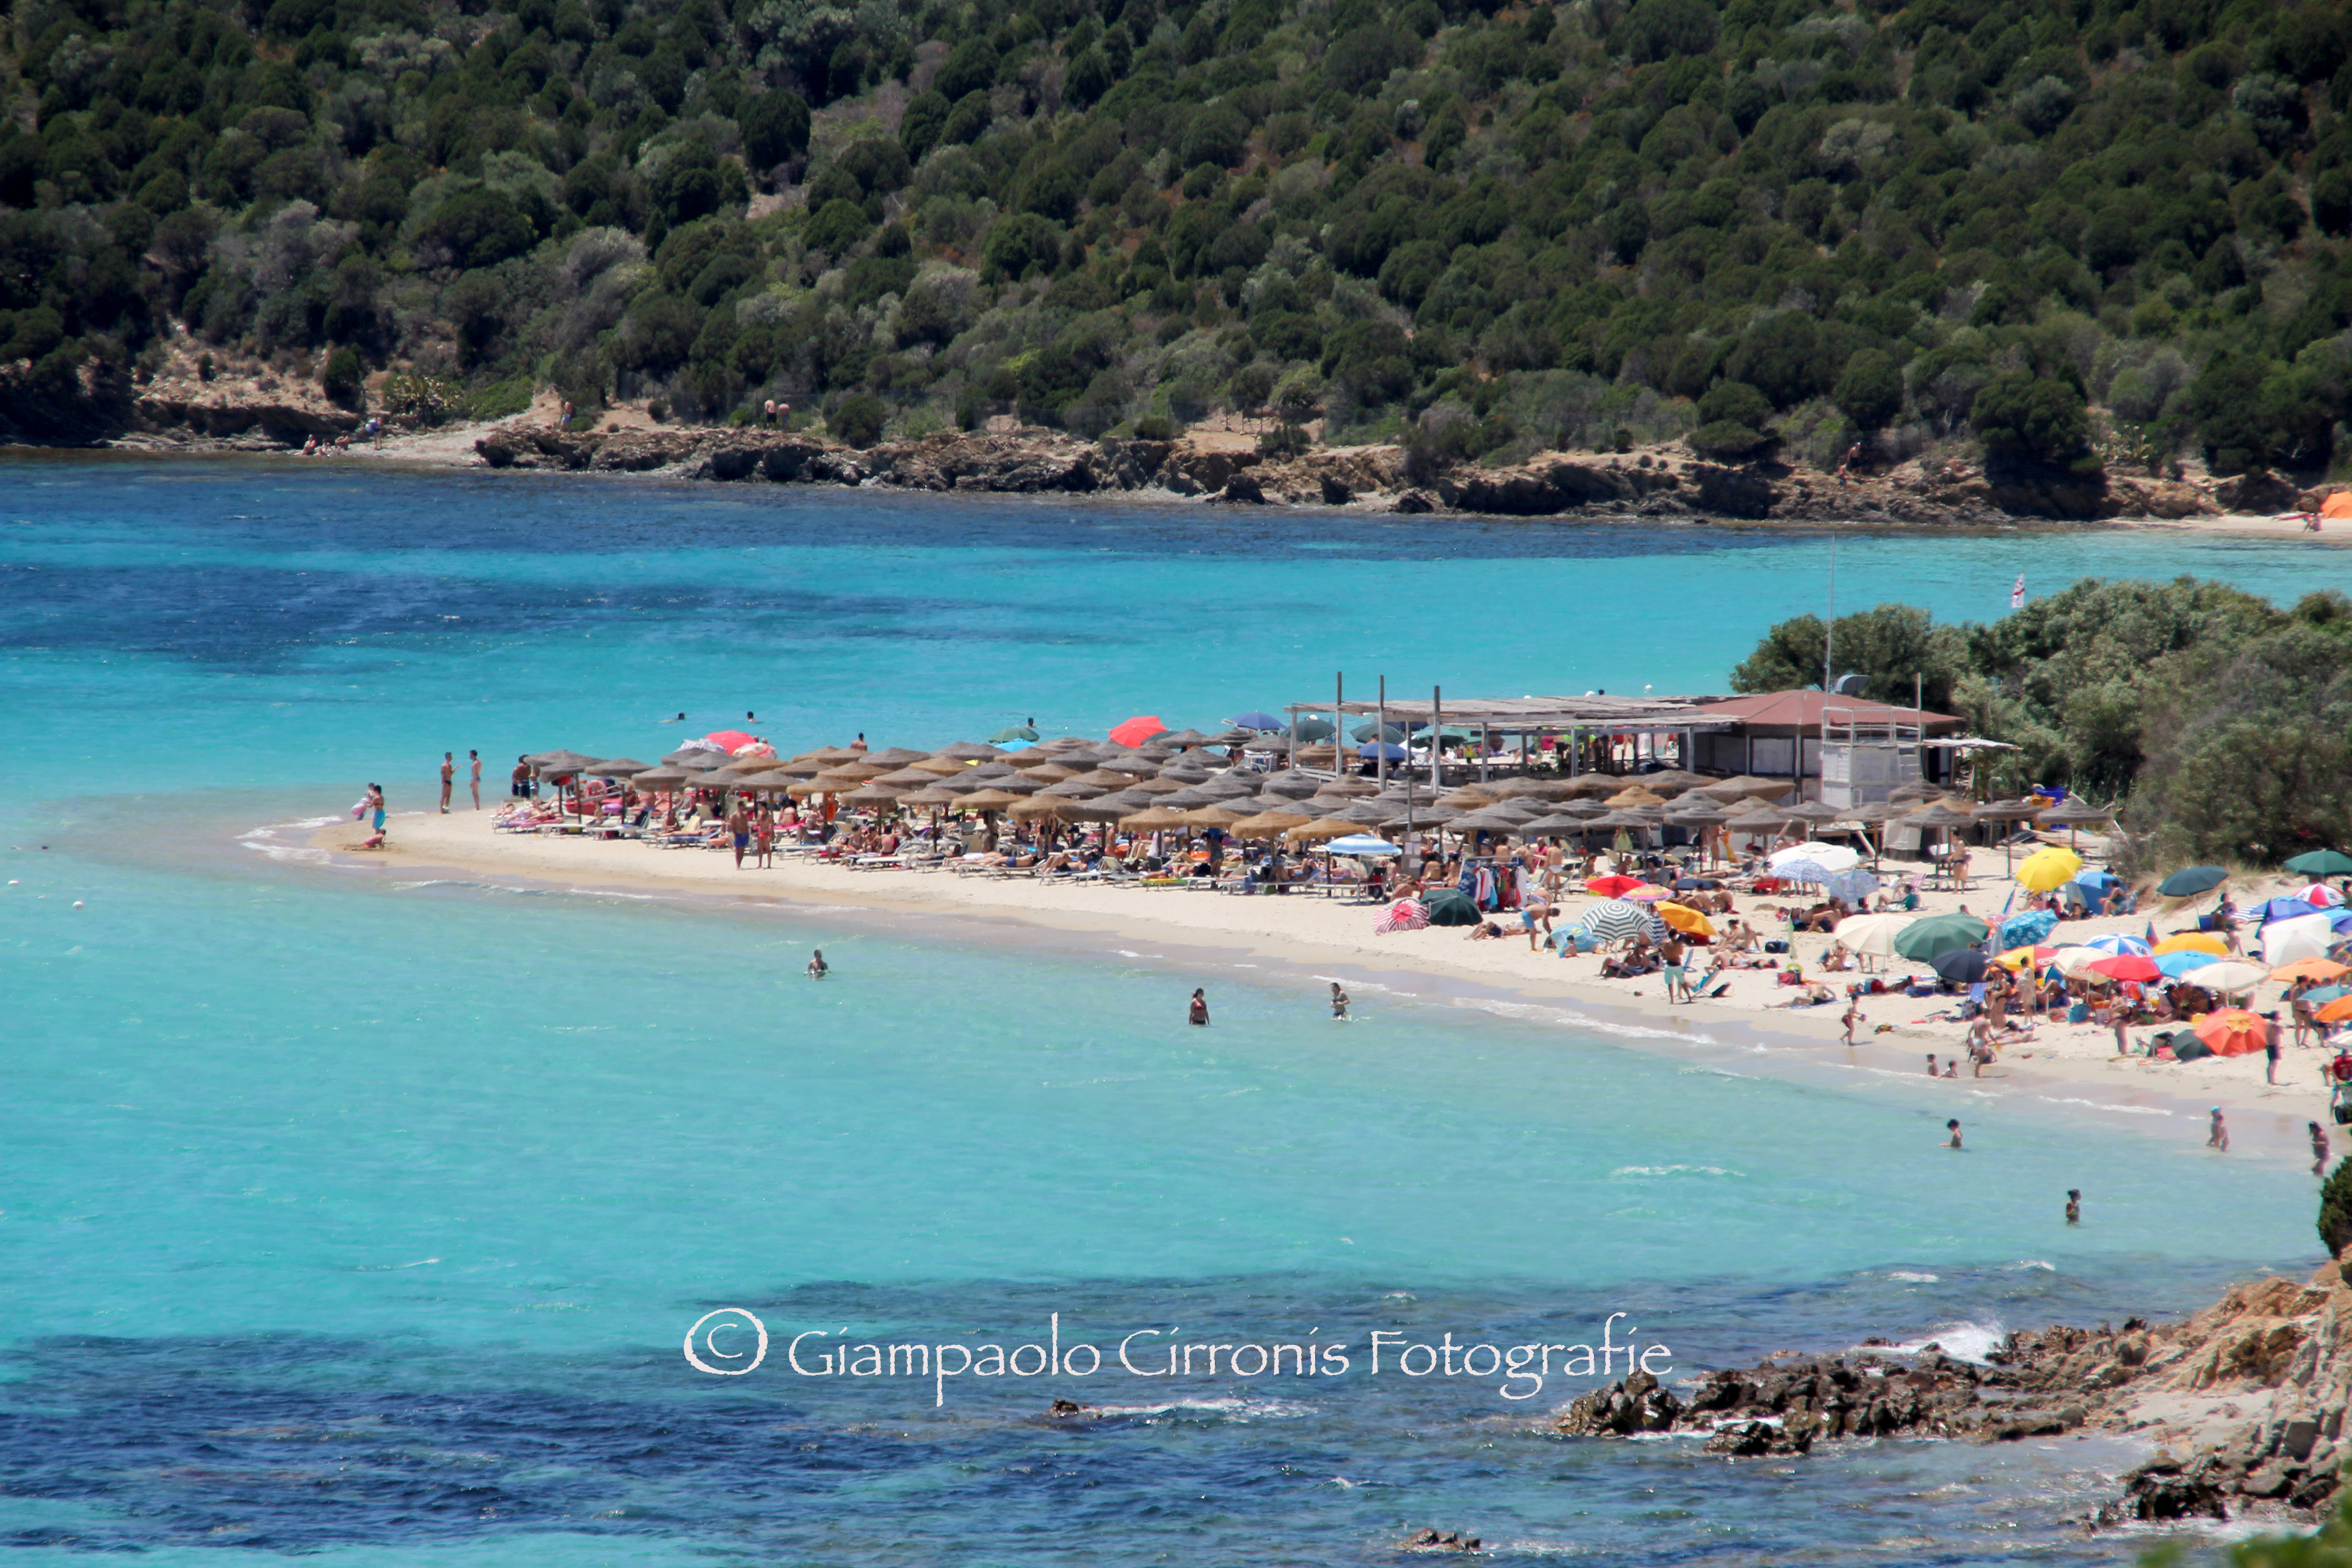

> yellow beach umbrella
[1656,902,1717,938]
[2152,931,2227,957]
[2013,846,2082,892]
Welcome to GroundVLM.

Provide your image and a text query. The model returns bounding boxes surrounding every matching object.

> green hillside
[4,0,2351,476]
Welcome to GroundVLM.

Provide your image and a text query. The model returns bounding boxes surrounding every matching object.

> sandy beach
[314,809,2341,1161]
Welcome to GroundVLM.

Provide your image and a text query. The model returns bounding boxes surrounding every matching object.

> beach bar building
[1678,692,1965,803]
[1285,685,1966,798]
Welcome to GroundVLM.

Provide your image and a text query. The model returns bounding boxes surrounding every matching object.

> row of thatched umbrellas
[521,742,2117,854]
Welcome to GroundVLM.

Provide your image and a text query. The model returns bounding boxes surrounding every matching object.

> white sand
[325,811,2339,1158]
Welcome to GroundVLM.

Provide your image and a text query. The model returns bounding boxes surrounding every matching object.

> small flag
[2009,574,2025,610]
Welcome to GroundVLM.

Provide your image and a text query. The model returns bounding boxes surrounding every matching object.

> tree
[1687,379,1774,461]
[829,390,887,445]
[1969,372,2090,467]
[320,345,364,405]
[738,89,812,170]
[1730,605,1967,709]
[420,189,536,270]
[1834,349,1904,430]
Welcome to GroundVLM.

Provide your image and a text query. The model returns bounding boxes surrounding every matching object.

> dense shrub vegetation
[1732,578,2352,865]
[7,0,2352,465]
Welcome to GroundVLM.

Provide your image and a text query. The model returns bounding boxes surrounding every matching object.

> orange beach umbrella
[2193,1008,2269,1057]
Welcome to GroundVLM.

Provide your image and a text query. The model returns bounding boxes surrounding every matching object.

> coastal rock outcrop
[455,420,2304,527]
[1555,1259,2352,1528]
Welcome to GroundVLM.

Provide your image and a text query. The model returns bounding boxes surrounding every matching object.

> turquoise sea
[3,455,2345,1565]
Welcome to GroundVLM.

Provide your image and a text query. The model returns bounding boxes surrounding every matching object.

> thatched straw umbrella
[931,741,1003,761]
[1698,774,1794,801]
[1230,808,1310,840]
[865,746,931,767]
[1630,769,1709,795]
[1559,775,1624,798]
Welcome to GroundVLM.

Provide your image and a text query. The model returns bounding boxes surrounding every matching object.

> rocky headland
[466,420,2294,525]
[1556,1259,2352,1529]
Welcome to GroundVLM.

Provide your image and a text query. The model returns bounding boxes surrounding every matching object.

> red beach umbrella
[2088,954,2161,983]
[1109,716,1170,746]
[704,728,757,751]
[1585,874,1644,898]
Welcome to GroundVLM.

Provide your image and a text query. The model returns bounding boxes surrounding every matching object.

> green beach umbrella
[2157,865,2229,897]
[2285,850,2352,877]
[990,724,1042,744]
[1893,911,1991,962]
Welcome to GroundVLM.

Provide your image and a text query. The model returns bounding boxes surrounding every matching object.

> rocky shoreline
[469,422,2270,524]
[1556,1260,2352,1529]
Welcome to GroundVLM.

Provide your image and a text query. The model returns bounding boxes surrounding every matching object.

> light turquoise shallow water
[0,457,2341,1565]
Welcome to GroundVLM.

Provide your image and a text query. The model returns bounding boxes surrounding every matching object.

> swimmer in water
[2065,1189,2081,1225]
[1330,982,1350,1021]
[1945,1118,1962,1150]
[807,949,828,979]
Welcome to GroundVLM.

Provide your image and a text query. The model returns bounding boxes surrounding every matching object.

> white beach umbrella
[1770,842,1860,874]
[1832,912,1909,958]
[2048,946,2109,976]
[2193,959,2272,992]
[2261,913,2337,967]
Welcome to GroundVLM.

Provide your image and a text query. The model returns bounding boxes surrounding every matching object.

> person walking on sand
[1841,999,1864,1045]
[1945,1118,1962,1150]
[2065,1189,2081,1225]
[1330,982,1350,1022]
[2312,1121,2331,1176]
[439,752,454,813]
[1188,988,1210,1026]
[726,801,750,868]
[2208,1107,2229,1152]
[1660,935,1687,1002]
[468,750,481,810]
[807,949,828,979]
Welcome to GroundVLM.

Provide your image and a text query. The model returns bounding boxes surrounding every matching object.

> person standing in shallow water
[1945,1118,1962,1150]
[2208,1107,2230,1152]
[2065,1189,2081,1225]
[1189,989,1209,1026]
[1330,982,1350,1021]
[2313,1121,2331,1176]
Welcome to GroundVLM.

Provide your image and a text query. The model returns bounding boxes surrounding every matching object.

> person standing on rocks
[2207,1107,2230,1152]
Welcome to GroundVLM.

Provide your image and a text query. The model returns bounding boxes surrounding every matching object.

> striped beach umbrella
[1573,899,1668,947]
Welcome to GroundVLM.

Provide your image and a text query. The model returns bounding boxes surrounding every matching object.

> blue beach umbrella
[1773,858,1837,885]
[2253,897,2321,925]
[2156,949,2221,978]
[2301,984,2352,1004]
[1327,834,1402,856]
[1998,908,2059,949]
[1229,711,1285,732]
[1826,869,1879,904]
[1358,741,1409,761]
[2083,932,2153,958]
